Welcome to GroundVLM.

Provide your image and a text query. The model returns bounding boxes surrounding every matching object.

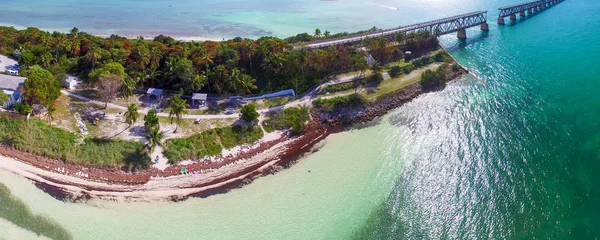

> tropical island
[0,25,466,201]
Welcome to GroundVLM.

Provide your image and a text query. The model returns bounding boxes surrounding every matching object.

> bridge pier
[528,8,533,14]
[497,17,505,25]
[457,29,467,40]
[520,11,526,17]
[510,14,517,21]
[480,23,489,31]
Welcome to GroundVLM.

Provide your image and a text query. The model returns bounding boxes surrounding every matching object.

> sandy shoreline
[0,123,334,201]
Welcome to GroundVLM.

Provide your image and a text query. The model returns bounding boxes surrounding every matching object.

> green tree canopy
[21,67,61,105]
[240,104,259,123]
[0,91,9,105]
[144,109,159,131]
[88,62,127,83]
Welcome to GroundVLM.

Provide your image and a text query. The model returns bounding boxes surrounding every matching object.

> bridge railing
[300,11,487,48]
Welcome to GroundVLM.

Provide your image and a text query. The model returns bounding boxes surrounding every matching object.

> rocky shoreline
[0,67,467,202]
[312,69,468,128]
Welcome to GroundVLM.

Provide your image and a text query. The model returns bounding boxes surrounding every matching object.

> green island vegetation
[164,125,263,164]
[0,26,438,97]
[0,183,73,240]
[0,24,447,168]
[313,62,460,110]
[0,116,149,169]
[262,107,311,134]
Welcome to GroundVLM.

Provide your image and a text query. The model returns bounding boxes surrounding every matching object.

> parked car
[225,108,235,115]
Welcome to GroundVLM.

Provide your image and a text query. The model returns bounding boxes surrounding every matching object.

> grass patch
[0,117,150,169]
[321,81,365,94]
[263,96,291,108]
[0,183,73,240]
[312,94,368,111]
[164,125,263,163]
[262,107,311,134]
[361,74,422,101]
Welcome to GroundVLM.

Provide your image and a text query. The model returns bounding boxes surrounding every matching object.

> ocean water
[1,0,525,39]
[2,0,600,239]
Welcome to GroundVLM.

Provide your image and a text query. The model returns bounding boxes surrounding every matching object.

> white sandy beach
[0,132,303,201]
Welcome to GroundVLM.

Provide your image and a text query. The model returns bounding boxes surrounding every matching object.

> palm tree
[241,41,256,72]
[143,127,164,153]
[121,77,135,103]
[168,95,188,133]
[135,46,151,70]
[150,47,163,67]
[144,66,161,86]
[40,52,52,68]
[324,30,331,38]
[46,104,61,152]
[370,61,383,81]
[297,48,310,94]
[86,47,102,70]
[314,28,322,38]
[124,104,140,127]
[228,69,257,95]
[69,27,79,38]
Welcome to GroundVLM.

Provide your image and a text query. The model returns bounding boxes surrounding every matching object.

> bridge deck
[498,0,562,18]
[301,11,487,49]
[499,0,542,10]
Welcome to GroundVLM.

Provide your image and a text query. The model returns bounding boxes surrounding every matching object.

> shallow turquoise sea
[0,0,536,39]
[1,0,600,239]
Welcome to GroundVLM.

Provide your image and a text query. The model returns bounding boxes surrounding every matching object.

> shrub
[402,64,415,74]
[240,104,259,123]
[420,66,447,89]
[262,107,311,134]
[312,93,367,110]
[451,63,461,72]
[389,66,403,78]
[322,81,361,94]
[13,102,32,115]
[434,51,450,62]
[413,56,434,68]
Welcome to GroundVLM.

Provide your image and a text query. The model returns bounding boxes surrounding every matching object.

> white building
[0,74,26,107]
[62,75,79,90]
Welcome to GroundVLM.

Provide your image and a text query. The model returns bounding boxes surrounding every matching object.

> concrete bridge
[497,0,564,24]
[299,11,488,49]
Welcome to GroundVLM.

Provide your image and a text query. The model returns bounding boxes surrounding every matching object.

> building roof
[0,74,26,91]
[192,93,207,101]
[65,75,79,83]
[146,88,163,96]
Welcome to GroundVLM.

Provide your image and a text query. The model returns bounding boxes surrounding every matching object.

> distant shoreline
[0,23,249,42]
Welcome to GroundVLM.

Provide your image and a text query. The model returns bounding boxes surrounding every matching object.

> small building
[146,88,163,99]
[192,93,207,106]
[0,74,26,107]
[62,75,79,90]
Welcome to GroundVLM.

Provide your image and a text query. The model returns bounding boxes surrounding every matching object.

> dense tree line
[0,26,439,98]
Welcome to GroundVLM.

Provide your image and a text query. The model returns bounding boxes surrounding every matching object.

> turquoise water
[3,0,600,239]
[1,0,523,39]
